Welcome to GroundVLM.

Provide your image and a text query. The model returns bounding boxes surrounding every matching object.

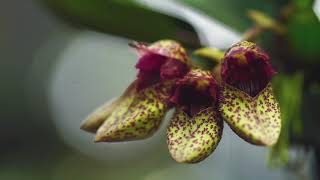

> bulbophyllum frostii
[167,68,223,163]
[219,41,281,146]
[81,40,281,163]
[81,40,191,141]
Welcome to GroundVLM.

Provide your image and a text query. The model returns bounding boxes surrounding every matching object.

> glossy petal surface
[95,82,173,142]
[167,107,223,163]
[219,83,281,146]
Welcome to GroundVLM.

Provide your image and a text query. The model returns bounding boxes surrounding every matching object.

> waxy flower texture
[81,40,281,163]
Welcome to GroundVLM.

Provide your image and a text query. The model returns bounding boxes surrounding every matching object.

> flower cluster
[81,40,281,163]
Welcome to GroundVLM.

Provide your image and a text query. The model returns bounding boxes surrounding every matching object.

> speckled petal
[95,81,173,142]
[167,107,223,163]
[219,83,281,146]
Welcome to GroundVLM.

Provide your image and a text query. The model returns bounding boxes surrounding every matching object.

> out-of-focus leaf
[247,10,285,34]
[41,0,200,46]
[189,54,216,70]
[178,0,279,31]
[293,0,313,9]
[269,72,304,167]
[309,82,320,94]
[288,9,320,61]
[41,0,281,48]
[302,82,320,147]
[193,47,224,63]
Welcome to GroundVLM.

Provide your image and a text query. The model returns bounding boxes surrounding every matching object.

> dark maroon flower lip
[135,53,190,90]
[160,58,189,80]
[221,41,276,97]
[170,69,218,116]
[132,40,190,91]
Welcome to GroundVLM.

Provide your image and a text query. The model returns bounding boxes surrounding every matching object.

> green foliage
[179,0,278,31]
[288,9,320,61]
[269,72,304,167]
[189,54,217,70]
[41,0,283,44]
[190,47,224,70]
[293,0,313,9]
[41,0,199,46]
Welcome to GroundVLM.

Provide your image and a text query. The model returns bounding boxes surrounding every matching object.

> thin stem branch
[241,25,264,41]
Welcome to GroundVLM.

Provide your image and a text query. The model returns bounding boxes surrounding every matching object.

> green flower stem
[193,47,225,63]
[247,10,286,35]
[241,25,264,41]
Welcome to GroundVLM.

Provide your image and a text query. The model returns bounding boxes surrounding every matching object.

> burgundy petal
[133,41,190,91]
[221,41,276,97]
[135,53,166,72]
[170,69,218,116]
[136,70,160,90]
[160,59,189,80]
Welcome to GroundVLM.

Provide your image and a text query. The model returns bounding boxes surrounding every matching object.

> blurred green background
[1,0,320,179]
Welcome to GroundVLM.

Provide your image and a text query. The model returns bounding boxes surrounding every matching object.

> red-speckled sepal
[80,82,136,133]
[167,107,223,163]
[219,82,281,146]
[94,81,174,142]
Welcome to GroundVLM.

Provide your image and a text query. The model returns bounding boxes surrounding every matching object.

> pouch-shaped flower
[81,40,190,142]
[219,41,281,146]
[95,81,173,142]
[167,69,223,163]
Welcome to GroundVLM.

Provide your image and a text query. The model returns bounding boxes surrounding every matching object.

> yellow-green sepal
[219,83,281,146]
[94,81,173,142]
[80,83,136,133]
[167,107,223,163]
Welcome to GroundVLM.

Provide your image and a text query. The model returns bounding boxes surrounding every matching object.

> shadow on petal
[167,107,223,163]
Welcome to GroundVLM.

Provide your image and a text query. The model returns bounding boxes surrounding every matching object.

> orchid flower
[81,40,190,142]
[219,41,281,146]
[81,40,282,164]
[167,68,223,163]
